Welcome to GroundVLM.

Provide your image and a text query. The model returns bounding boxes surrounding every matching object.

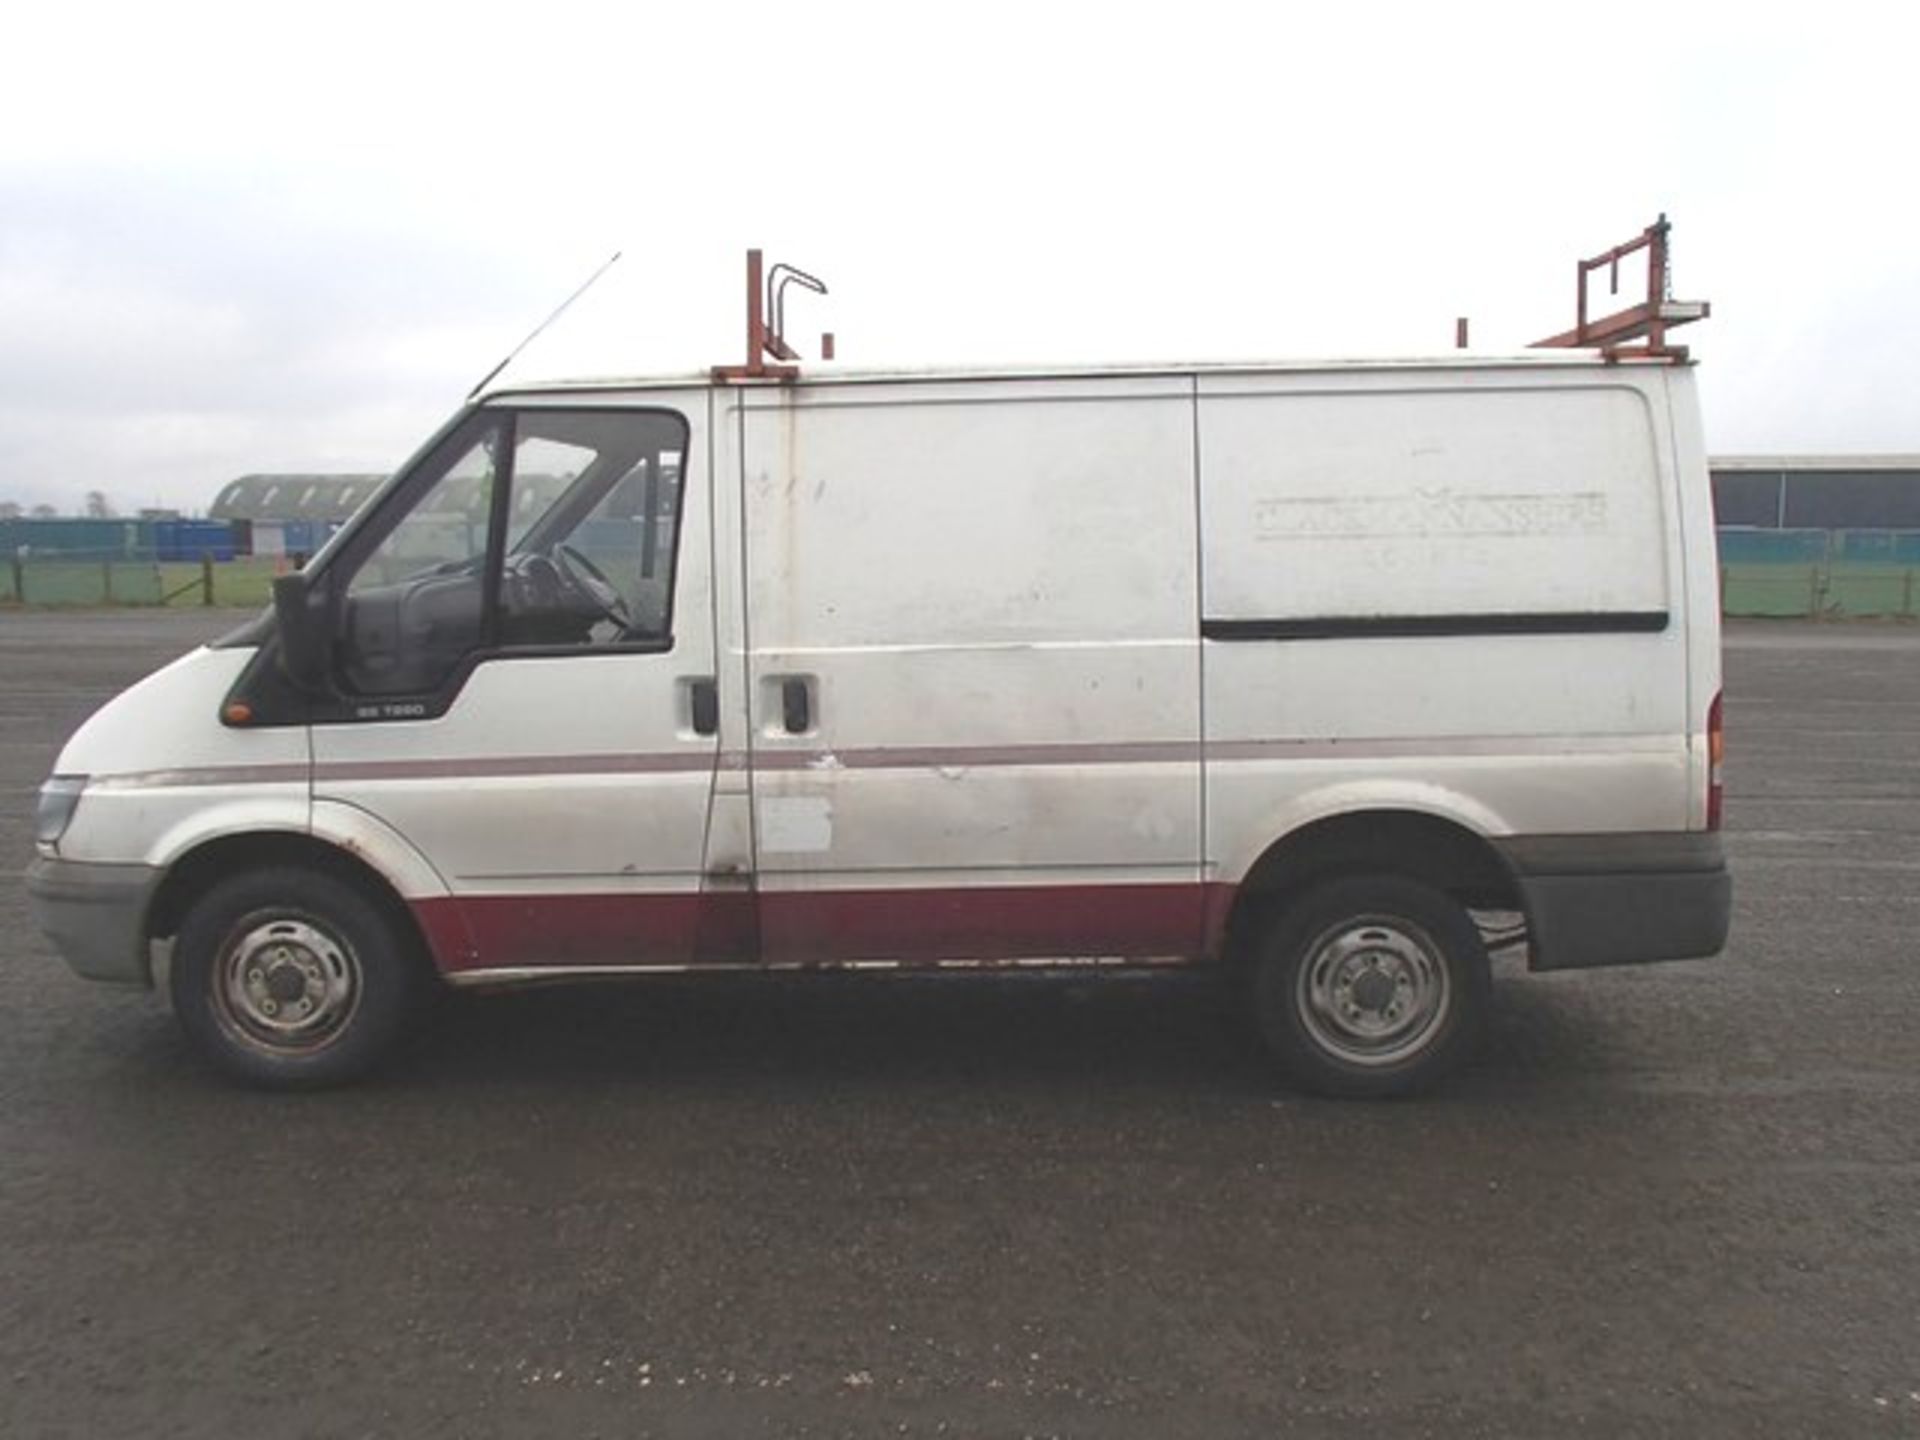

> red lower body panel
[414,882,1227,975]
[757,883,1208,964]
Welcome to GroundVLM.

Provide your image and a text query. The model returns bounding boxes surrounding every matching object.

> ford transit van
[28,354,1730,1093]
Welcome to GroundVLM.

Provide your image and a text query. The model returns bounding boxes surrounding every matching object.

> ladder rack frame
[1531,215,1709,362]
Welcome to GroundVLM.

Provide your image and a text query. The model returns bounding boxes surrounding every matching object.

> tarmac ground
[1,610,1916,1438]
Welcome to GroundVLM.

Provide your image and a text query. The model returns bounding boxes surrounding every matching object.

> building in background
[1711,456,1920,530]
[1710,456,1920,617]
[205,471,579,559]
[208,474,386,559]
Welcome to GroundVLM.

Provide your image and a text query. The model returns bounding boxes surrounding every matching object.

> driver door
[310,393,734,976]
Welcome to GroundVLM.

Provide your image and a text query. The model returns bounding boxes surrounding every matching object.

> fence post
[102,559,113,604]
[201,553,214,607]
[1808,566,1821,620]
[1905,567,1914,619]
[10,550,22,604]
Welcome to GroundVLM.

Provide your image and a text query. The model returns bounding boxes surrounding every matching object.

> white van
[28,354,1730,1093]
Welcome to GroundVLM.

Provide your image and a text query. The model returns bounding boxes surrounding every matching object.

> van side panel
[1198,369,1693,891]
[739,378,1206,963]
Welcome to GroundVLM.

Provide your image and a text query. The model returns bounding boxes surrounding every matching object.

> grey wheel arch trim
[1495,831,1730,971]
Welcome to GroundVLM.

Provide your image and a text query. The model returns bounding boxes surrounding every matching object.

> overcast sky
[3,0,1915,513]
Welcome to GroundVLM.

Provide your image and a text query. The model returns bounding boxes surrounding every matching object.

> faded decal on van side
[1254,489,1608,540]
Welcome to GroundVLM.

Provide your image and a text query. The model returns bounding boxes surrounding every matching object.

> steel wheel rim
[1295,915,1451,1067]
[212,914,363,1056]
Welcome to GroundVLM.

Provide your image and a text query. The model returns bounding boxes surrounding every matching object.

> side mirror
[272,571,331,691]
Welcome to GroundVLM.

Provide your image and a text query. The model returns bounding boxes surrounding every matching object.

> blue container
[1715,527,1830,565]
[1831,529,1920,565]
[1,517,154,558]
[154,520,236,563]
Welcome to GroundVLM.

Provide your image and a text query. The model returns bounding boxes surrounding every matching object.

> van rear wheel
[1250,875,1489,1098]
[170,867,419,1089]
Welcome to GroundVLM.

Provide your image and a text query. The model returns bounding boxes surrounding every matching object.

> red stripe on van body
[413,883,1223,975]
[419,893,707,973]
[757,883,1210,965]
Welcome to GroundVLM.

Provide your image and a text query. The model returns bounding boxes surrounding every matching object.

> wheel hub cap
[1297,918,1452,1068]
[1349,968,1396,1013]
[265,961,308,1004]
[216,918,362,1054]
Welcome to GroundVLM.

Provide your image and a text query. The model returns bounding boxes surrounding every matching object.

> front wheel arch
[169,863,427,1087]
[147,832,437,986]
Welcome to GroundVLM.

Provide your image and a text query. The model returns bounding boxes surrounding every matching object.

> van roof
[481,350,1662,401]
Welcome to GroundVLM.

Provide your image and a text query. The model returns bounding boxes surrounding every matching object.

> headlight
[34,775,87,848]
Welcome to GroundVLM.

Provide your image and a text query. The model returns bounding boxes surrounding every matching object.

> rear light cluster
[1706,691,1725,831]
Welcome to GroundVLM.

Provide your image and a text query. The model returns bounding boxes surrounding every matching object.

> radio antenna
[467,250,623,399]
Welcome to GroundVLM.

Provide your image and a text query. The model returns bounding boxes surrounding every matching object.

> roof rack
[1531,214,1709,362]
[711,249,834,382]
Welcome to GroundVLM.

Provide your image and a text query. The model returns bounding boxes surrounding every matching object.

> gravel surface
[2,610,1916,1438]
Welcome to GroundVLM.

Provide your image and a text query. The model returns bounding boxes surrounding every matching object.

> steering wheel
[516,552,566,607]
[553,544,632,630]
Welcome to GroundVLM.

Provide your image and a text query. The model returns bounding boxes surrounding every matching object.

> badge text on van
[1255,488,1608,540]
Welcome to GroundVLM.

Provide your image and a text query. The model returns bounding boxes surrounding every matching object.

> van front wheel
[1251,876,1489,1097]
[170,867,419,1088]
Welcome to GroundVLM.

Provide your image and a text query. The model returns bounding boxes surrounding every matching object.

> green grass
[1722,562,1920,619]
[4,560,162,606]
[158,558,283,609]
[0,558,284,608]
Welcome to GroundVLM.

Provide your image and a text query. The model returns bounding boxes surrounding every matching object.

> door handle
[760,674,817,736]
[687,678,718,736]
[781,677,812,735]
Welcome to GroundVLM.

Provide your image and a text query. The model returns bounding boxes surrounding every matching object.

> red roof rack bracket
[1531,215,1709,362]
[711,249,831,382]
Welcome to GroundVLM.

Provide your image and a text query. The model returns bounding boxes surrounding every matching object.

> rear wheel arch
[1223,809,1525,960]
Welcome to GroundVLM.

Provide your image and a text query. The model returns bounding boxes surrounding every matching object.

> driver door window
[336,407,689,700]
[341,419,500,697]
[499,425,684,648]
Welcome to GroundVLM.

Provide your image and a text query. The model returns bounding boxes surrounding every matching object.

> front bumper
[1496,832,1731,972]
[25,855,161,987]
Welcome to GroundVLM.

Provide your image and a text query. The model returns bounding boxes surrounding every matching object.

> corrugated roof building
[209,475,386,523]
[1711,456,1920,530]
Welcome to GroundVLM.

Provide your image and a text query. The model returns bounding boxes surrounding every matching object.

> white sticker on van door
[760,796,834,853]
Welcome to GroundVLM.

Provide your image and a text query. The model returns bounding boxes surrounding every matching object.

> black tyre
[170,866,422,1089]
[1250,875,1490,1098]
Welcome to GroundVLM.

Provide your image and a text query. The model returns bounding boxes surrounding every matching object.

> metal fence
[4,551,163,606]
[1719,528,1920,619]
[4,550,283,608]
